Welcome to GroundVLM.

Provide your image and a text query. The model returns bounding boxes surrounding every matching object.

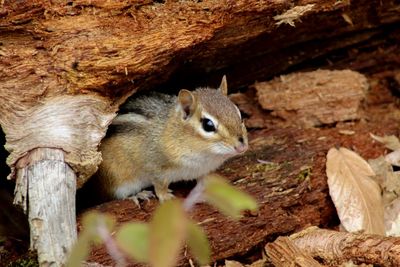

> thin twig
[96,221,127,267]
[183,178,206,212]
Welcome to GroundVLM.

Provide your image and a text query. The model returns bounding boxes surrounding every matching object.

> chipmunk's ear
[178,89,197,120]
[218,75,228,96]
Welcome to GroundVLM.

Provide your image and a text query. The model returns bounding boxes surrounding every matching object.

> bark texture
[14,148,77,266]
[255,70,368,127]
[266,236,324,267]
[290,227,400,266]
[1,0,400,266]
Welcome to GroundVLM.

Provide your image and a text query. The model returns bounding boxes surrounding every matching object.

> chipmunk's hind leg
[126,190,155,207]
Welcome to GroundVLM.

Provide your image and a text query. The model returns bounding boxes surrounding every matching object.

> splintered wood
[255,70,368,127]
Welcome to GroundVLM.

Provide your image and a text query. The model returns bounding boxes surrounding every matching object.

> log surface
[290,227,400,266]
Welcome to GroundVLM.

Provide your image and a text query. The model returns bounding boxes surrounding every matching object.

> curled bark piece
[266,236,323,267]
[4,96,115,186]
[290,227,400,266]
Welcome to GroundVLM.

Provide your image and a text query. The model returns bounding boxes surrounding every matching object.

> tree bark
[266,236,324,267]
[1,1,400,266]
[289,227,400,266]
[14,148,77,266]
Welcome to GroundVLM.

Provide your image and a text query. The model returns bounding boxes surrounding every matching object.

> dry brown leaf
[385,198,400,236]
[370,133,400,151]
[368,156,400,205]
[326,147,384,235]
[386,150,400,167]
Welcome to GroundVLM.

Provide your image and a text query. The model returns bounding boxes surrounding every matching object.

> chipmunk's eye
[201,118,216,132]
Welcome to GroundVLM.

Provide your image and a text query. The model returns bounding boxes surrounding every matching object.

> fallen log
[285,227,400,266]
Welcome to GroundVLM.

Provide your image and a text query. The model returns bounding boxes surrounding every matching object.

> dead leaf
[326,147,384,235]
[386,150,400,167]
[385,198,400,236]
[368,156,400,205]
[370,133,400,151]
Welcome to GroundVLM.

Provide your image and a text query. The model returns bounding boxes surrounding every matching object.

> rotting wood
[83,115,400,266]
[265,236,323,267]
[255,70,368,128]
[290,226,400,266]
[14,148,77,267]
[1,1,400,266]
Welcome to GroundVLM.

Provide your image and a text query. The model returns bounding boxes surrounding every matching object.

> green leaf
[67,212,116,267]
[66,232,91,267]
[187,221,210,265]
[115,222,149,263]
[149,199,187,267]
[81,211,115,245]
[204,174,258,219]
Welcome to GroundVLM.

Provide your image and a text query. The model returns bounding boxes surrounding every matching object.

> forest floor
[1,67,400,267]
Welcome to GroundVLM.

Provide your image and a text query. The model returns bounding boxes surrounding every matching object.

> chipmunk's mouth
[210,142,247,157]
[234,143,248,154]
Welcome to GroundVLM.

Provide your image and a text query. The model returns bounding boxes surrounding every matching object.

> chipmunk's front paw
[127,190,155,207]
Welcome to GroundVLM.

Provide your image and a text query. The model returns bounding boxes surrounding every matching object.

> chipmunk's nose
[235,137,248,153]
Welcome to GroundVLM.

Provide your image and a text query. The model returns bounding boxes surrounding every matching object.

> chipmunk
[91,76,248,204]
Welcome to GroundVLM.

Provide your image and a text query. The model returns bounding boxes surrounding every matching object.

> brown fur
[85,77,248,203]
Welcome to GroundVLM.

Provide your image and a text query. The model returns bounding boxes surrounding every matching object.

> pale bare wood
[265,236,324,267]
[290,227,400,266]
[14,148,77,267]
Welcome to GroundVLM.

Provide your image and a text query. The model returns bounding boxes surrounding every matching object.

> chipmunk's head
[176,76,248,157]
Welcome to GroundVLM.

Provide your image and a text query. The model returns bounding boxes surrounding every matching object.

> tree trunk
[14,148,77,266]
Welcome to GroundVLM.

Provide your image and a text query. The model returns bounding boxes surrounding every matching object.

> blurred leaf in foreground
[187,220,210,265]
[66,212,115,267]
[116,222,149,263]
[204,174,258,219]
[81,211,115,245]
[65,231,91,267]
[149,199,187,267]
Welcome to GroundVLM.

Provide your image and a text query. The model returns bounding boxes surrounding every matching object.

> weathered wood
[1,1,399,266]
[255,70,368,127]
[14,148,77,266]
[291,227,400,266]
[265,236,323,267]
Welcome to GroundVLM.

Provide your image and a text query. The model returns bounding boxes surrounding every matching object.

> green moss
[7,253,38,267]
[297,166,312,181]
